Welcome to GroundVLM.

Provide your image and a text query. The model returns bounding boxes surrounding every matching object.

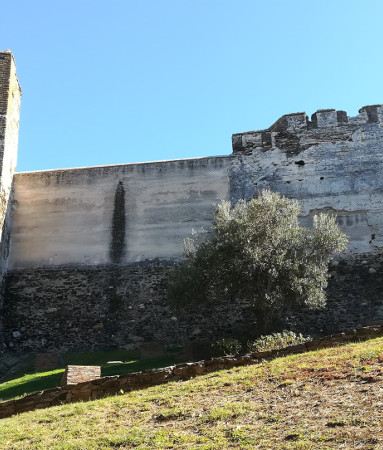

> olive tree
[168,191,348,334]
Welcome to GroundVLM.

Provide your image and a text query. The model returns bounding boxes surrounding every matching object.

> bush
[211,338,243,356]
[247,331,312,353]
[168,191,348,334]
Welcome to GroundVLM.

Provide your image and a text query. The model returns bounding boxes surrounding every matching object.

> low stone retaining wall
[0,325,382,420]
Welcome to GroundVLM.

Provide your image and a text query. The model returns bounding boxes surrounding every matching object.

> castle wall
[8,105,383,269]
[231,105,383,253]
[8,157,231,269]
[9,109,383,272]
[4,98,383,354]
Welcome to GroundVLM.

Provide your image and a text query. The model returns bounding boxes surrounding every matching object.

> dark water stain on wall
[229,157,256,204]
[109,181,126,263]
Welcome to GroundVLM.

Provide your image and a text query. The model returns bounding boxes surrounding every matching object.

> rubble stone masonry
[2,254,383,353]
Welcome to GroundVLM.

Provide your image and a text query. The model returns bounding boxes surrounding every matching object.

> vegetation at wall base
[212,331,313,356]
[248,330,312,353]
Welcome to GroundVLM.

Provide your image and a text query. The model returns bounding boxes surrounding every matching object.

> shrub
[247,330,312,353]
[211,338,243,356]
[168,191,348,334]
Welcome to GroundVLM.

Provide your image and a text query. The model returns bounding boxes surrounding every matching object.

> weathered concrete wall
[231,105,383,253]
[8,157,231,269]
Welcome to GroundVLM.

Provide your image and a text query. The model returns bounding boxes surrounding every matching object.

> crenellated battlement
[232,104,383,155]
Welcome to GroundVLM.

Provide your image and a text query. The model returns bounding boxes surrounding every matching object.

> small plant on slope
[247,330,312,353]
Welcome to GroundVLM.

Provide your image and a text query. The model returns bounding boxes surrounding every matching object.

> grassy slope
[1,337,383,450]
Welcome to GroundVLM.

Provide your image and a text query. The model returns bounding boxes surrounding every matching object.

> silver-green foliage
[247,330,312,353]
[168,191,348,330]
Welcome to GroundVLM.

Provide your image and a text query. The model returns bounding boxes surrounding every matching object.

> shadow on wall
[0,179,15,349]
[109,181,126,264]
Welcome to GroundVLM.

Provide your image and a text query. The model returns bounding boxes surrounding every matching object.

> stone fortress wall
[9,103,383,270]
[1,51,383,354]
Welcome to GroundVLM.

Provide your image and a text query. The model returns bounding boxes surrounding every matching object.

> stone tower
[0,51,21,351]
[0,51,21,276]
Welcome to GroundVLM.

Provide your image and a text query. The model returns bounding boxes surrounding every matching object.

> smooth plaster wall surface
[8,157,231,269]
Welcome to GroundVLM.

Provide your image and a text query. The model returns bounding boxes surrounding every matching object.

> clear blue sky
[1,0,382,171]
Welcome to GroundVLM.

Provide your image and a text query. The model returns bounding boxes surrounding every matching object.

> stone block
[61,365,101,386]
[311,109,338,128]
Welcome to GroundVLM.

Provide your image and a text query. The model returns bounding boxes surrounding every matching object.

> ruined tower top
[0,50,21,109]
[232,104,383,155]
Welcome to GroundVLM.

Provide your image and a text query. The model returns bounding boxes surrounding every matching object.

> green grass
[0,337,383,449]
[0,369,64,401]
[0,351,181,402]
